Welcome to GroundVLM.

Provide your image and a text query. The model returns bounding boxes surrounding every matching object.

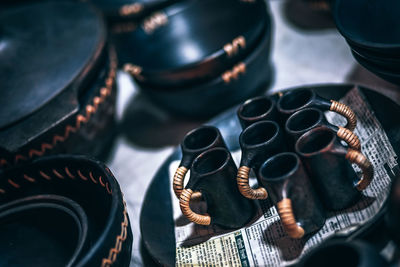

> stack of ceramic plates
[333,0,400,85]
[115,0,273,118]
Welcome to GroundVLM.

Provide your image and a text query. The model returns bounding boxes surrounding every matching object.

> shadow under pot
[172,126,227,200]
[276,88,357,131]
[0,155,133,266]
[179,147,256,228]
[258,152,325,239]
[298,240,389,267]
[0,2,117,170]
[285,108,361,150]
[237,95,278,130]
[296,127,374,211]
[237,120,286,200]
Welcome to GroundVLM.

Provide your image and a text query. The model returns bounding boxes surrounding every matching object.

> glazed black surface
[259,152,325,235]
[296,127,362,211]
[140,84,400,266]
[0,155,133,266]
[116,0,268,87]
[185,148,256,228]
[0,1,106,129]
[237,95,278,130]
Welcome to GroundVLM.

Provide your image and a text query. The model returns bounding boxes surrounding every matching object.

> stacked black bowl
[333,0,400,85]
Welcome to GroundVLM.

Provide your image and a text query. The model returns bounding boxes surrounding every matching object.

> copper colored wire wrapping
[330,100,357,131]
[346,149,374,191]
[172,166,202,200]
[179,189,211,225]
[237,166,268,199]
[337,126,361,151]
[277,198,305,239]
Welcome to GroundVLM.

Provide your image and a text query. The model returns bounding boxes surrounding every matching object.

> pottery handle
[345,149,374,191]
[336,127,361,151]
[173,166,202,200]
[277,198,305,239]
[330,100,357,131]
[237,166,268,200]
[179,189,211,225]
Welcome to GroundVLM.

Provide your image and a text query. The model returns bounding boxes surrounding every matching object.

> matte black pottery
[277,88,357,131]
[172,126,227,200]
[237,95,278,129]
[258,152,325,239]
[119,0,273,117]
[237,121,286,200]
[296,127,373,211]
[0,155,133,266]
[179,148,256,228]
[285,108,361,150]
[0,2,117,170]
[298,240,389,267]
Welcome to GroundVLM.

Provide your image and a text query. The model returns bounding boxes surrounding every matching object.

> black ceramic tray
[140,84,400,266]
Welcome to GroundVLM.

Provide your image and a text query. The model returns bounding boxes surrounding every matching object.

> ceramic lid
[0,1,106,130]
[116,0,268,87]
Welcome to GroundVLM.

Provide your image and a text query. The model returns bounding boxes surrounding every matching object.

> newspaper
[168,87,398,266]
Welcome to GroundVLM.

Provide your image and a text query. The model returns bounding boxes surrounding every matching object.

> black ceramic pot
[179,148,256,229]
[237,95,278,130]
[118,0,273,118]
[298,240,389,267]
[172,126,227,199]
[0,1,117,170]
[0,155,133,266]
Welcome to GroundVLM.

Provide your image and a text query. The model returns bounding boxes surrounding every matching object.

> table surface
[106,1,400,266]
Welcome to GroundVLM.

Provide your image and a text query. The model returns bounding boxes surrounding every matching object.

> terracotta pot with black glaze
[0,155,133,266]
[118,0,274,118]
[0,1,117,170]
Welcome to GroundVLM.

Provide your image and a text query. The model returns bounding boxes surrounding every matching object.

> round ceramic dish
[0,155,133,266]
[117,0,269,87]
[333,0,400,53]
[0,1,117,169]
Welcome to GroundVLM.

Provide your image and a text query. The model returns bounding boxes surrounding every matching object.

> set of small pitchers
[172,89,374,239]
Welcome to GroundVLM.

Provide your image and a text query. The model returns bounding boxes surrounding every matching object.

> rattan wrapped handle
[330,100,357,131]
[179,189,211,225]
[173,166,202,200]
[237,166,268,200]
[336,127,361,151]
[277,198,305,239]
[345,149,374,191]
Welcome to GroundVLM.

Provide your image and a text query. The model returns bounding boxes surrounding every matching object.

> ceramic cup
[172,126,227,200]
[296,127,373,211]
[237,120,286,200]
[179,147,256,228]
[258,152,326,239]
[285,108,361,150]
[237,95,278,129]
[277,88,357,131]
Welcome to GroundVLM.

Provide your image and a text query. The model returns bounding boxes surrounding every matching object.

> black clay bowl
[0,155,133,266]
[137,13,273,118]
[351,47,400,71]
[0,1,117,169]
[334,0,400,53]
[116,0,268,87]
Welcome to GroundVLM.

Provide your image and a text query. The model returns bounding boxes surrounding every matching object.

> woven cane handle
[277,198,305,239]
[179,189,211,225]
[336,127,361,151]
[237,166,268,199]
[173,166,202,200]
[345,149,374,191]
[330,100,357,131]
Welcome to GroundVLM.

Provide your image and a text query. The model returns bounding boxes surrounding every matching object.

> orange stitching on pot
[99,176,105,187]
[39,171,51,180]
[8,179,20,188]
[3,48,117,167]
[0,188,5,194]
[89,172,98,184]
[102,200,128,267]
[65,167,75,179]
[78,170,88,181]
[106,183,112,194]
[23,174,36,183]
[53,169,65,179]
